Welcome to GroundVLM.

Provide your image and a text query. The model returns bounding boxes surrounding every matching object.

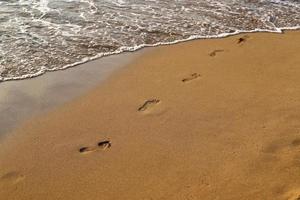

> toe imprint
[98,140,111,150]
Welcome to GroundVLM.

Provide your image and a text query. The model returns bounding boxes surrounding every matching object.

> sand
[1,31,300,200]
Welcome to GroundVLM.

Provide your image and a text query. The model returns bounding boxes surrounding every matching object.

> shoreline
[1,30,300,200]
[1,27,300,83]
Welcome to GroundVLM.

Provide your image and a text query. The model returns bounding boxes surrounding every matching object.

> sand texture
[1,31,300,200]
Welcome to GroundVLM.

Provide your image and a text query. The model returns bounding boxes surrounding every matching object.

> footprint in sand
[237,35,249,44]
[138,99,160,112]
[209,49,224,57]
[0,171,25,184]
[79,140,111,154]
[182,73,201,83]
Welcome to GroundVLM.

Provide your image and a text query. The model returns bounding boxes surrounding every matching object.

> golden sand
[1,31,300,200]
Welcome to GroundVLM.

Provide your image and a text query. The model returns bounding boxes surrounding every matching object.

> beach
[1,30,300,200]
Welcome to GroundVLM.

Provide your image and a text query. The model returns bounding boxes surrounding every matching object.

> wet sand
[0,51,144,138]
[1,31,300,200]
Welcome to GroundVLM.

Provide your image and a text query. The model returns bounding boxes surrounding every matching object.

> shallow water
[0,0,299,81]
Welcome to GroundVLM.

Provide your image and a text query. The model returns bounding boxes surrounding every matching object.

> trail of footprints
[137,73,201,113]
[78,36,248,155]
[2,35,254,196]
[137,36,248,113]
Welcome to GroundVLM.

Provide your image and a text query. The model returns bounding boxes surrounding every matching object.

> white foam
[38,0,50,13]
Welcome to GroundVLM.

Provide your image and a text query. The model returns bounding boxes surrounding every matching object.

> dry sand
[1,31,300,200]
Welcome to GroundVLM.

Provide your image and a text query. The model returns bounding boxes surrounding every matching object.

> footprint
[182,73,201,83]
[237,35,249,44]
[209,49,224,57]
[79,140,111,154]
[0,171,25,184]
[138,99,160,112]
